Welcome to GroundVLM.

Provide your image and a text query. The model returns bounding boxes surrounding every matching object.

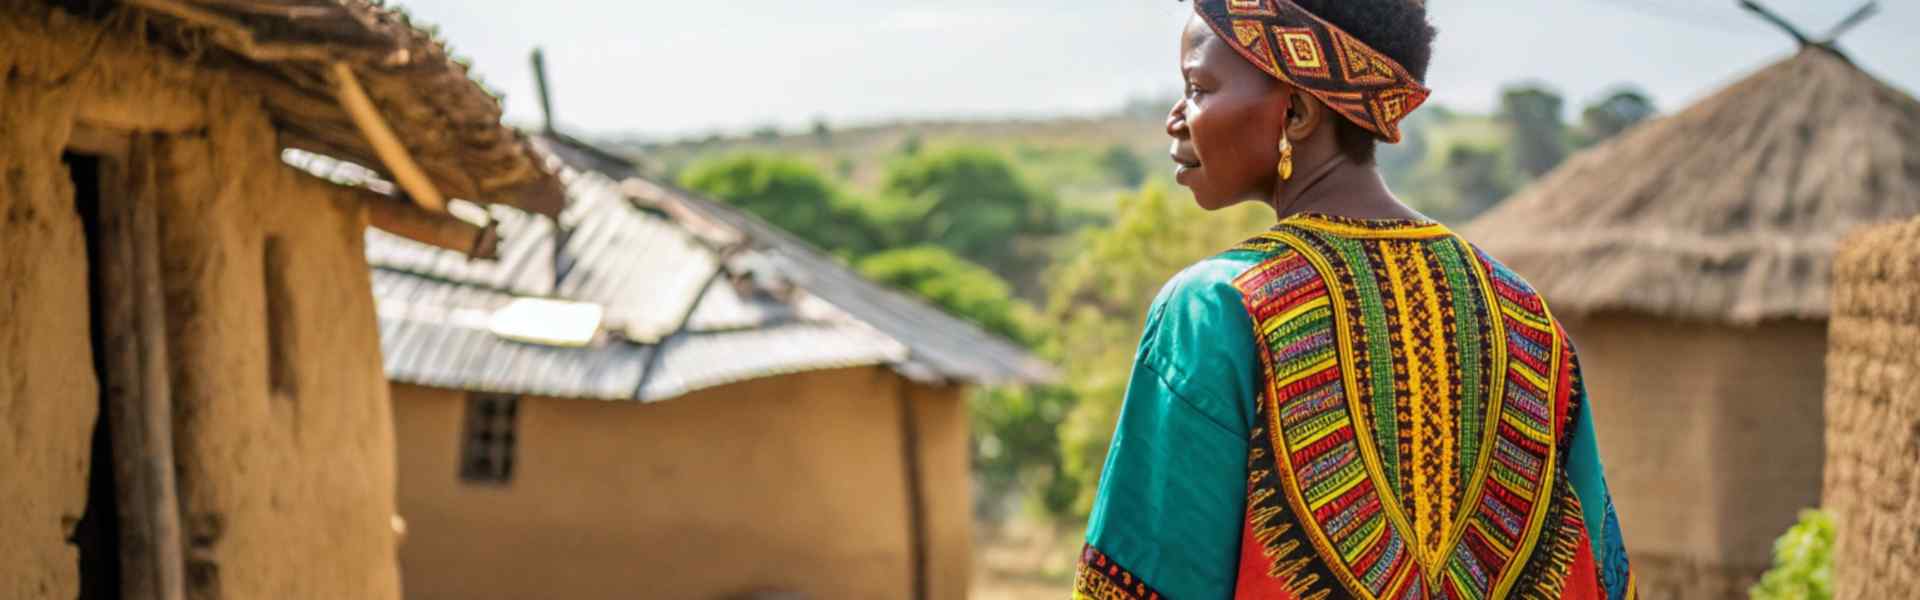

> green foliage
[1437,144,1517,221]
[877,147,1060,275]
[678,154,883,256]
[856,246,1035,344]
[1500,85,1568,178]
[1100,144,1148,187]
[810,117,833,144]
[898,132,925,157]
[1752,509,1835,600]
[1580,87,1657,146]
[1046,183,1269,517]
[970,384,1080,519]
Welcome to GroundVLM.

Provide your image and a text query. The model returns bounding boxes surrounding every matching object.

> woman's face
[1169,15,1289,210]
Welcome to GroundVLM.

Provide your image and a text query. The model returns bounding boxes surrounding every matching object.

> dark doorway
[65,151,124,600]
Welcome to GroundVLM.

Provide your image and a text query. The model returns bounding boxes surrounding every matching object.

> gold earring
[1278,134,1295,181]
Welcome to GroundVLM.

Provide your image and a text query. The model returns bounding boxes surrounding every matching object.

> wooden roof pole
[1737,0,1812,46]
[1820,2,1879,43]
[531,48,556,135]
[328,62,447,213]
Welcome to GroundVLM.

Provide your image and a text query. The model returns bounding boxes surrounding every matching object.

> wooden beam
[126,137,187,600]
[66,123,132,157]
[121,0,339,62]
[300,169,498,258]
[364,189,500,259]
[190,0,346,20]
[93,136,188,600]
[1821,1,1879,42]
[1738,0,1813,46]
[327,62,448,213]
[531,48,556,134]
[896,381,929,600]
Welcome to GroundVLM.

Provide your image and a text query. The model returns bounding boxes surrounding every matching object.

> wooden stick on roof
[1737,0,1813,47]
[1820,2,1879,43]
[328,62,448,213]
[531,48,557,135]
[1738,1,1879,62]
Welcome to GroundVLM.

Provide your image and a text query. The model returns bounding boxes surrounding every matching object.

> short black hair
[1294,0,1436,163]
[1189,0,1437,164]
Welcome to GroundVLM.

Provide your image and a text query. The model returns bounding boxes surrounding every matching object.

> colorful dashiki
[1076,214,1634,600]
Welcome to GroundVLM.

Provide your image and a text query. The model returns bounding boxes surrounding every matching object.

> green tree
[970,384,1080,519]
[1580,87,1657,146]
[1046,183,1269,517]
[1751,509,1834,600]
[1440,144,1516,220]
[1499,85,1569,178]
[876,147,1060,274]
[1099,144,1148,187]
[855,245,1034,344]
[679,154,882,256]
[897,132,924,157]
[810,117,833,144]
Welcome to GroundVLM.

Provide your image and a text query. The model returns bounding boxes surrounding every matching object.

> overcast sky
[391,1,1919,139]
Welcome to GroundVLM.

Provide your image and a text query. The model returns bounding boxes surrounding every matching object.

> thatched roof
[114,0,565,216]
[1463,48,1920,324]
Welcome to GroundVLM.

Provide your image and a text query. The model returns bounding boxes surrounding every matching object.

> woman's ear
[1284,89,1329,143]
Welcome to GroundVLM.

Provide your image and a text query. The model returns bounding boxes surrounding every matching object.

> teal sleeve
[1083,254,1265,600]
[1566,362,1634,600]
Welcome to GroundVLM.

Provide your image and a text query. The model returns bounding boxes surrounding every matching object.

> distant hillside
[603,116,1165,216]
[604,106,1532,224]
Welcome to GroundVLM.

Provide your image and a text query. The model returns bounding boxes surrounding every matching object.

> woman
[1074,1,1636,599]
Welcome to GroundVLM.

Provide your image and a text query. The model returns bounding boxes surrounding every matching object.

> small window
[460,393,519,485]
[263,235,298,397]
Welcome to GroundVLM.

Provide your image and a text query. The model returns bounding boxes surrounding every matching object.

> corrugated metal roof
[638,321,906,401]
[373,271,900,402]
[609,161,1061,385]
[368,134,1057,403]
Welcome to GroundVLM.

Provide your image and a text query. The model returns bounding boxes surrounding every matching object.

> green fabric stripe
[1429,238,1487,482]
[1319,233,1400,492]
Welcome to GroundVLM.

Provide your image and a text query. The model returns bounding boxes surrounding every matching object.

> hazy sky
[391,1,1919,139]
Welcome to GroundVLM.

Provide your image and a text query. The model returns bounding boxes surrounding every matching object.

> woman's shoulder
[1148,245,1279,316]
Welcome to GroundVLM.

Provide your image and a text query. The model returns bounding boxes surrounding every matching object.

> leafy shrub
[1751,509,1834,600]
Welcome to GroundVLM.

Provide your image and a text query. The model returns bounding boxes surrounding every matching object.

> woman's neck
[1268,159,1423,222]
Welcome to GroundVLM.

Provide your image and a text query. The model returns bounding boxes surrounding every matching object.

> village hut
[1462,9,1920,597]
[1823,216,1920,600]
[366,131,1057,600]
[0,1,562,598]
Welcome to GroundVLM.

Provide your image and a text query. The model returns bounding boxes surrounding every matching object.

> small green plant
[1750,509,1834,600]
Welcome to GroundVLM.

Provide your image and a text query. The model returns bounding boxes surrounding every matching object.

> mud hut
[366,133,1056,600]
[1463,22,1920,599]
[1823,216,1920,600]
[0,1,561,598]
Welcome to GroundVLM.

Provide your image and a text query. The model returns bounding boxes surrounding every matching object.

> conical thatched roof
[1463,48,1920,324]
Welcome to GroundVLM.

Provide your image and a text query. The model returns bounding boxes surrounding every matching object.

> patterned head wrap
[1194,0,1431,143]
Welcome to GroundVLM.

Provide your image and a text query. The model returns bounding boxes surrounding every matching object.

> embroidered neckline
[1277,212,1451,239]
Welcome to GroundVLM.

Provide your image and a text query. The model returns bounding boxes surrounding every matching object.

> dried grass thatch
[109,0,564,216]
[1464,48,1920,324]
